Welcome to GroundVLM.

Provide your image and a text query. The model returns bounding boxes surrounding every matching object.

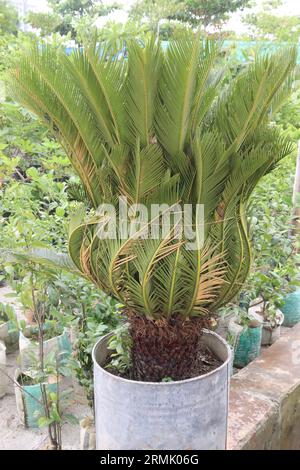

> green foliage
[275,91,300,141]
[26,0,120,39]
[0,102,76,281]
[129,0,183,33]
[0,0,18,36]
[9,36,296,321]
[26,12,62,38]
[76,19,151,53]
[243,0,300,42]
[0,301,15,324]
[239,150,300,312]
[170,0,252,27]
[0,34,32,77]
[0,102,72,175]
[71,290,121,406]
[107,323,132,375]
[130,0,252,29]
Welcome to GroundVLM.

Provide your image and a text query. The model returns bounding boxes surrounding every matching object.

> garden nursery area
[0,0,300,453]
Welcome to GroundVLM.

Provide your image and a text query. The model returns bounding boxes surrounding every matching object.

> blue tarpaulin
[65,40,300,63]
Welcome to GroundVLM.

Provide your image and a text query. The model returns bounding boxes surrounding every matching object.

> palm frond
[1,248,81,276]
[155,35,201,157]
[126,38,162,146]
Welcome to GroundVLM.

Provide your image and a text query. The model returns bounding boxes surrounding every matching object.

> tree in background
[0,0,19,35]
[26,0,120,38]
[26,11,62,37]
[76,18,148,49]
[172,0,252,27]
[129,0,183,33]
[243,0,300,42]
[130,0,252,31]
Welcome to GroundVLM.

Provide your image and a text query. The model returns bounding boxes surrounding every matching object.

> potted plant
[280,260,300,326]
[281,289,300,326]
[19,319,71,372]
[4,267,73,371]
[0,302,19,352]
[12,281,76,449]
[246,270,286,345]
[259,302,284,345]
[9,36,296,449]
[228,307,263,368]
[14,362,59,429]
[14,351,76,448]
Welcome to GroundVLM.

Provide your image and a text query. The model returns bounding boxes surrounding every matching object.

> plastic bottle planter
[229,346,234,376]
[261,310,284,346]
[14,369,57,428]
[281,289,300,327]
[0,320,19,353]
[0,340,8,398]
[234,325,262,368]
[19,328,72,372]
[80,417,96,450]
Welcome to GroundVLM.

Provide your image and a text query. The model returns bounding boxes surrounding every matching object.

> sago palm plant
[9,36,296,381]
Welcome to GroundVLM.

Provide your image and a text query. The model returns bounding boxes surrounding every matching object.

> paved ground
[0,285,91,450]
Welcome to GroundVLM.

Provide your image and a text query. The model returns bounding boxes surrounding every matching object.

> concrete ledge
[228,323,300,449]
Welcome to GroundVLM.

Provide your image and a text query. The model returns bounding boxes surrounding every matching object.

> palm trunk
[128,313,210,382]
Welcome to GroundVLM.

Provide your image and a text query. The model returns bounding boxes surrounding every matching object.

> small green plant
[261,302,281,328]
[16,351,76,449]
[230,306,259,329]
[0,301,15,324]
[161,376,174,382]
[71,290,122,407]
[106,323,133,376]
[245,265,300,316]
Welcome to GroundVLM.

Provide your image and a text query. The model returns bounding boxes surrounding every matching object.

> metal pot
[92,330,231,450]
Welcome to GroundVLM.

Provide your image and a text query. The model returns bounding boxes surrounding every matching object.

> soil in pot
[106,314,222,382]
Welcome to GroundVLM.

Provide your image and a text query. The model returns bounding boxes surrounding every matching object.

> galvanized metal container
[92,330,231,450]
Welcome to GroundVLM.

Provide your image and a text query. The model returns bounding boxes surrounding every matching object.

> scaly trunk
[127,313,211,382]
